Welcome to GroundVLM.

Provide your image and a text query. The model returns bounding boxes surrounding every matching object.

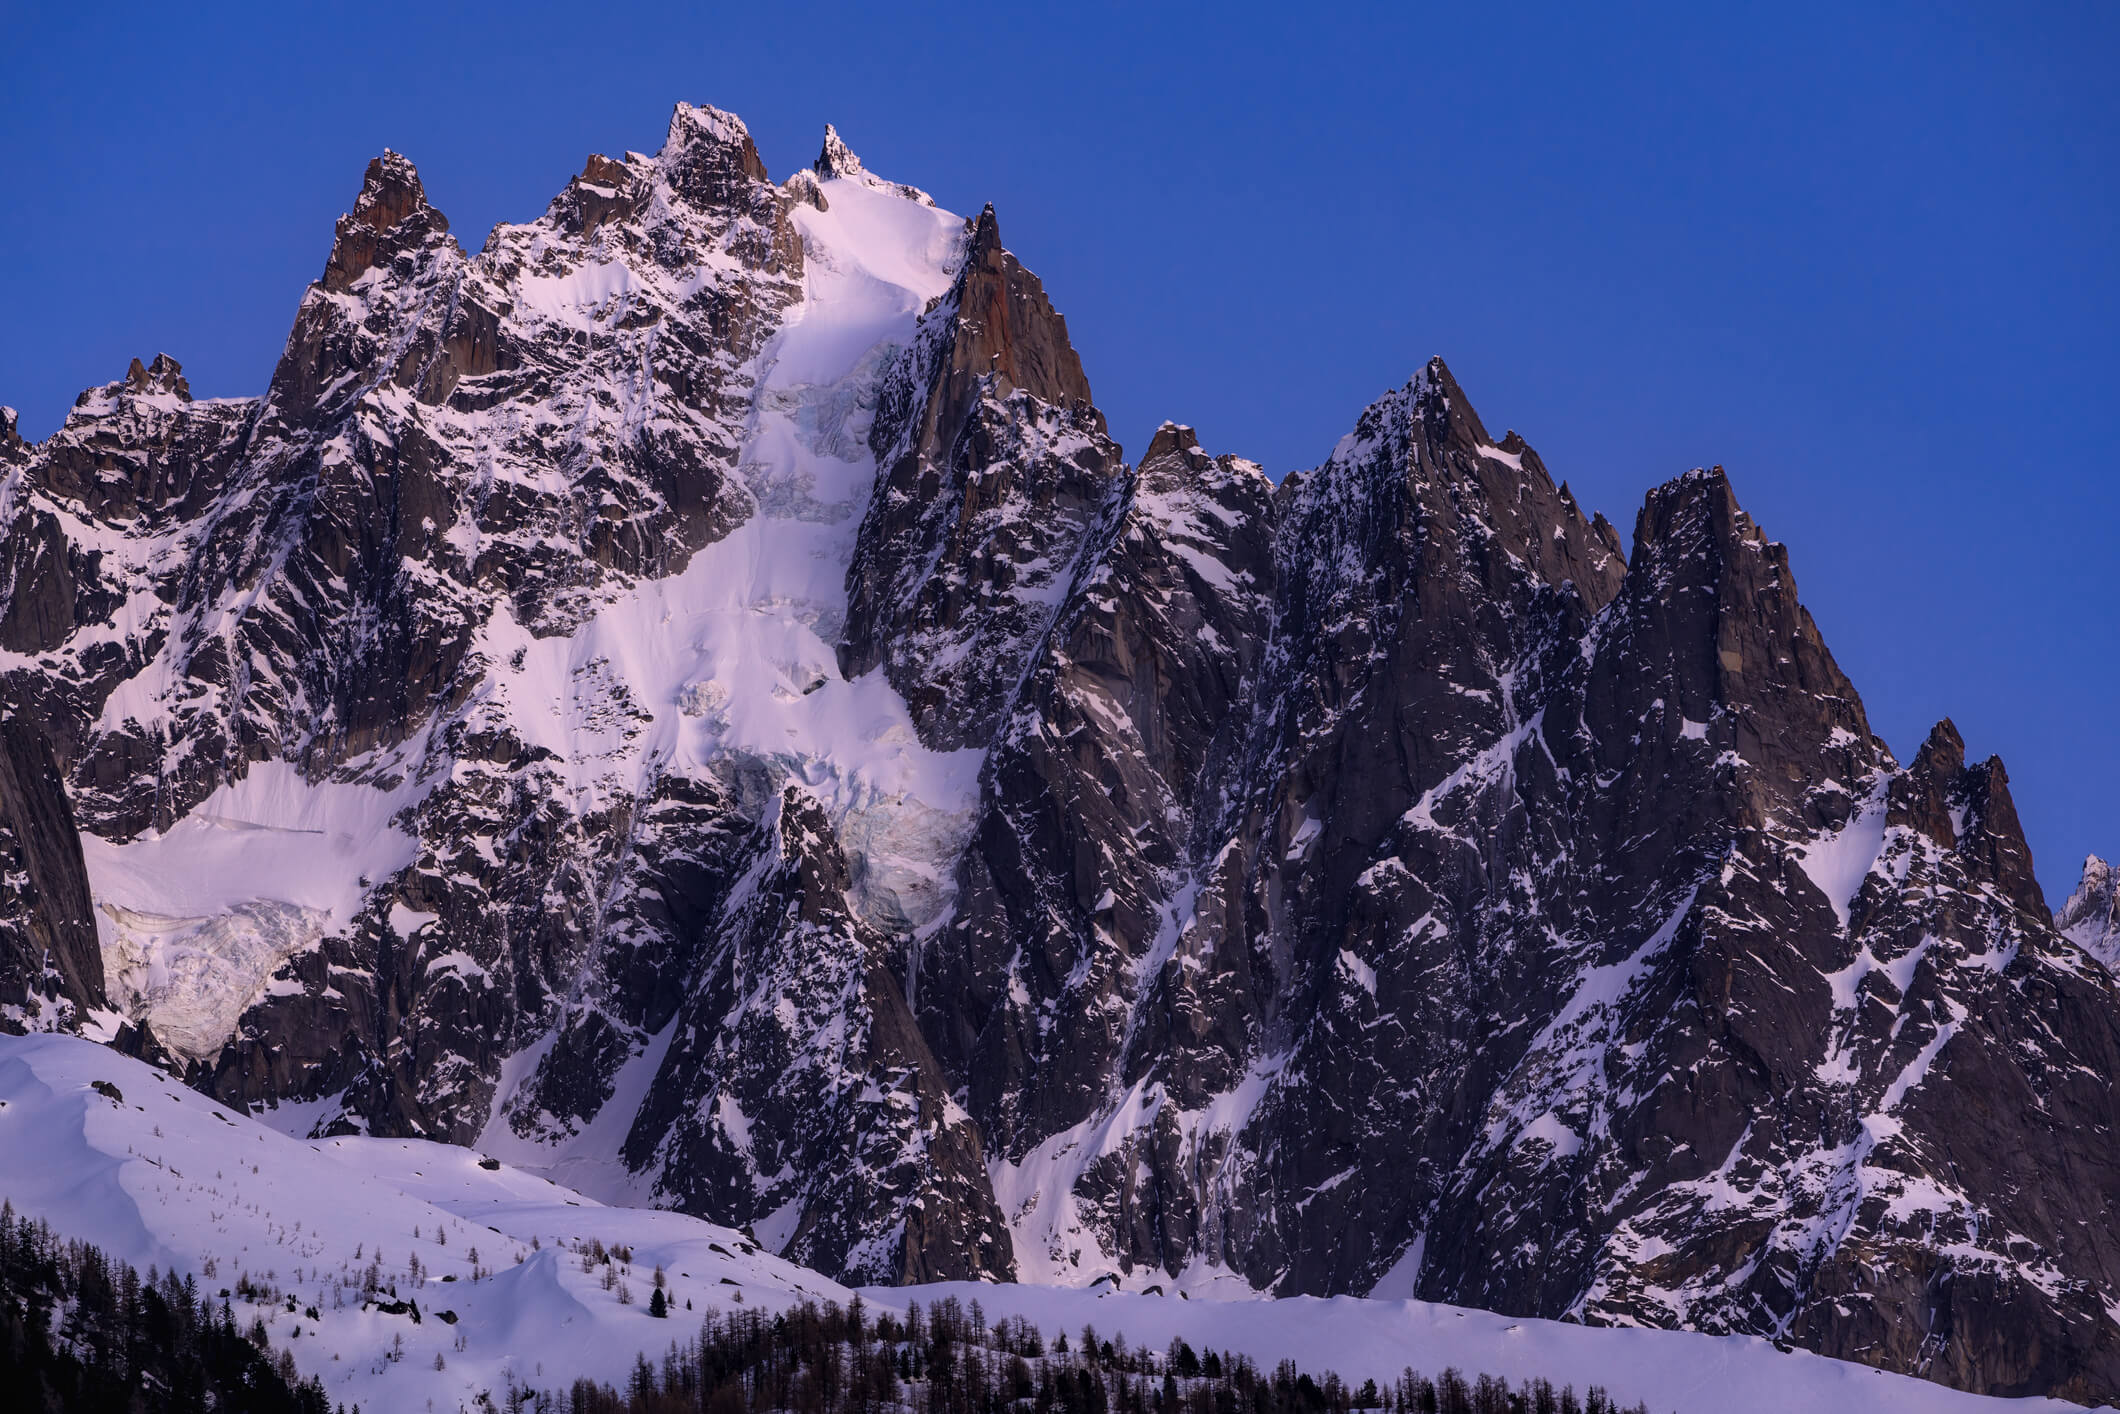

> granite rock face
[1,103,2114,1402]
[840,202,1121,750]
[0,705,106,1034]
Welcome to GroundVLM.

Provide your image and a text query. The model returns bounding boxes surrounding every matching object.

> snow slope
[0,1031,847,1407]
[900,1282,2079,1414]
[0,1033,2080,1413]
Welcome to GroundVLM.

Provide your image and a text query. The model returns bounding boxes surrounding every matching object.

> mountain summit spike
[321,149,449,292]
[815,123,863,180]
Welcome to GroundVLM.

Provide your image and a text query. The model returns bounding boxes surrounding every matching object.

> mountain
[0,103,2113,1404]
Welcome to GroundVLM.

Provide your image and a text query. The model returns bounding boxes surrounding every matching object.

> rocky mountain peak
[1955,752,2048,918]
[1140,421,1201,460]
[0,408,25,466]
[815,122,863,180]
[321,149,452,293]
[950,204,1095,415]
[809,124,933,205]
[2059,854,2119,968]
[351,150,433,232]
[1878,718,2045,916]
[1627,464,1734,564]
[1618,465,1878,822]
[554,151,647,238]
[1888,717,1967,845]
[122,353,190,400]
[1285,362,1628,633]
[1135,422,1272,507]
[1136,422,1211,495]
[1409,353,1496,454]
[659,101,770,205]
[838,196,1123,748]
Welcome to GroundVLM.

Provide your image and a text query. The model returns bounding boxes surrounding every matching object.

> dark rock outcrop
[624,787,1013,1284]
[0,704,106,1032]
[841,203,1121,748]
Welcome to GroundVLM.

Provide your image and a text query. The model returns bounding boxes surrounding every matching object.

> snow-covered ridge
[0,1031,848,1407]
[0,1033,2073,1414]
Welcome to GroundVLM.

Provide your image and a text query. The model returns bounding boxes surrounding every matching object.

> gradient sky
[5,2,2114,903]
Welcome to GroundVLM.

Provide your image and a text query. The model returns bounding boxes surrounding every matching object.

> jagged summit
[2060,853,2119,968]
[815,121,863,179]
[1142,420,1200,457]
[810,122,934,205]
[321,148,452,293]
[953,203,1094,411]
[121,353,189,399]
[658,100,770,204]
[0,97,2114,1406]
[350,149,434,229]
[666,99,756,155]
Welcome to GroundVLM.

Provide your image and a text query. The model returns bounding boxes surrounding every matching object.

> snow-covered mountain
[2060,857,2119,970]
[0,1031,2079,1413]
[0,103,2114,1405]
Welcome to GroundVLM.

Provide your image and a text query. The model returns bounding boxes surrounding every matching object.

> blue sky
[4,2,2114,902]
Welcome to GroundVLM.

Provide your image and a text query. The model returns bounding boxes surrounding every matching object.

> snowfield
[0,1033,2079,1413]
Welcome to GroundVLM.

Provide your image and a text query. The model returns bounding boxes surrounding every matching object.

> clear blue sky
[5,2,2114,904]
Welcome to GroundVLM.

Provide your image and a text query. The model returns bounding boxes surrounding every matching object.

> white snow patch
[886,1279,2076,1414]
[1515,1112,1584,1160]
[1794,781,1890,930]
[83,762,426,1059]
[1336,948,1377,996]
[1367,1231,1425,1299]
[0,1033,846,1411]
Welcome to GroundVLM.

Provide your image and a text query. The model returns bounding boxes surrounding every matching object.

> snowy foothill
[0,1031,848,1407]
[0,1033,2081,1413]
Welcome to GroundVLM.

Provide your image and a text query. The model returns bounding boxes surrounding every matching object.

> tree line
[0,1199,331,1413]
[550,1294,1655,1414]
[0,1198,1662,1414]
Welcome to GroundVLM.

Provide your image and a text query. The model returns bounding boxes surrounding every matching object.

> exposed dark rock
[322,151,449,295]
[0,702,106,1033]
[815,124,864,181]
[841,202,1122,747]
[0,407,25,467]
[623,787,1013,1284]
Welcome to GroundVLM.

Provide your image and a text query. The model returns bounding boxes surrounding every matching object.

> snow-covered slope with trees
[0,102,2114,1406]
[0,1032,2080,1413]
